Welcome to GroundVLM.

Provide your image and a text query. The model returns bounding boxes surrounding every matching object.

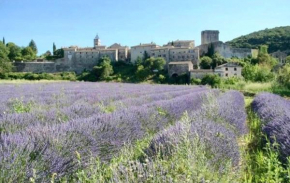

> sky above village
[1,0,289,55]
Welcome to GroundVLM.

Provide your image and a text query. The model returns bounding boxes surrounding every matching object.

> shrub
[199,56,212,69]
[190,77,201,85]
[276,63,290,89]
[157,74,166,83]
[24,73,39,80]
[242,63,274,82]
[222,76,241,85]
[201,74,221,87]
[135,65,149,81]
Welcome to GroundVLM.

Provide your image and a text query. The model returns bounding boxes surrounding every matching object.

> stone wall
[190,70,214,79]
[197,41,254,58]
[14,62,57,73]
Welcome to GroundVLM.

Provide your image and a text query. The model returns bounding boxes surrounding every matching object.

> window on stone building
[163,54,166,57]
[225,68,228,71]
[234,68,237,71]
[226,73,228,77]
[173,56,175,58]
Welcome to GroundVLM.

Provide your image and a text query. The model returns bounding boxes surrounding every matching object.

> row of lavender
[147,91,247,167]
[0,83,209,181]
[252,92,290,162]
[99,90,247,182]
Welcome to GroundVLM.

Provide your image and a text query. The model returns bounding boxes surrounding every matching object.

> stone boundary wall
[14,62,57,73]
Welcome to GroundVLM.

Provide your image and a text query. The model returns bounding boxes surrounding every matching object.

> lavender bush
[252,92,290,162]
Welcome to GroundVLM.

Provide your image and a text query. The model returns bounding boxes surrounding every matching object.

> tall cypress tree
[53,42,56,55]
[2,37,5,45]
[29,39,38,54]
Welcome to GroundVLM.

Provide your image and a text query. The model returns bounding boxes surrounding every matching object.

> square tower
[94,34,101,47]
[201,30,219,45]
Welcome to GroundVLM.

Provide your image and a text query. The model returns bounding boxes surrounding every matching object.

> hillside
[227,26,290,53]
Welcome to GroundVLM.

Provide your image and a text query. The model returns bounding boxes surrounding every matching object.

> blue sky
[1,0,289,55]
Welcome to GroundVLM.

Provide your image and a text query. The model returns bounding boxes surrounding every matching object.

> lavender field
[6,82,290,182]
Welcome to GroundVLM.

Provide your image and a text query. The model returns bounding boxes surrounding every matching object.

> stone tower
[201,30,219,45]
[94,34,101,47]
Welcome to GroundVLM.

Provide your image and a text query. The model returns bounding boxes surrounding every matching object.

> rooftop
[169,61,193,65]
[216,62,241,68]
[190,69,214,72]
[131,43,158,48]
[201,30,219,33]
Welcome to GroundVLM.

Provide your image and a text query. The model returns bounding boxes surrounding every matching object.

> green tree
[199,56,212,69]
[53,43,56,54]
[135,56,143,66]
[0,42,12,75]
[276,63,290,89]
[21,46,36,61]
[2,37,5,45]
[53,48,64,58]
[29,39,38,54]
[285,55,290,64]
[144,57,166,71]
[95,56,114,80]
[242,63,257,81]
[206,43,215,57]
[6,42,22,61]
[201,74,221,88]
[135,65,149,81]
[212,53,227,69]
[143,51,150,61]
[256,45,278,68]
[242,63,274,82]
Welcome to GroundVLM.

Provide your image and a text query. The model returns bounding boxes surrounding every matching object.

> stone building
[190,62,242,79]
[168,61,193,77]
[60,34,129,73]
[214,62,242,77]
[130,43,159,63]
[131,40,200,67]
[271,50,289,64]
[163,40,195,48]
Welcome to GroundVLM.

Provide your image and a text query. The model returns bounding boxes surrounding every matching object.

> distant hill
[227,26,290,53]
